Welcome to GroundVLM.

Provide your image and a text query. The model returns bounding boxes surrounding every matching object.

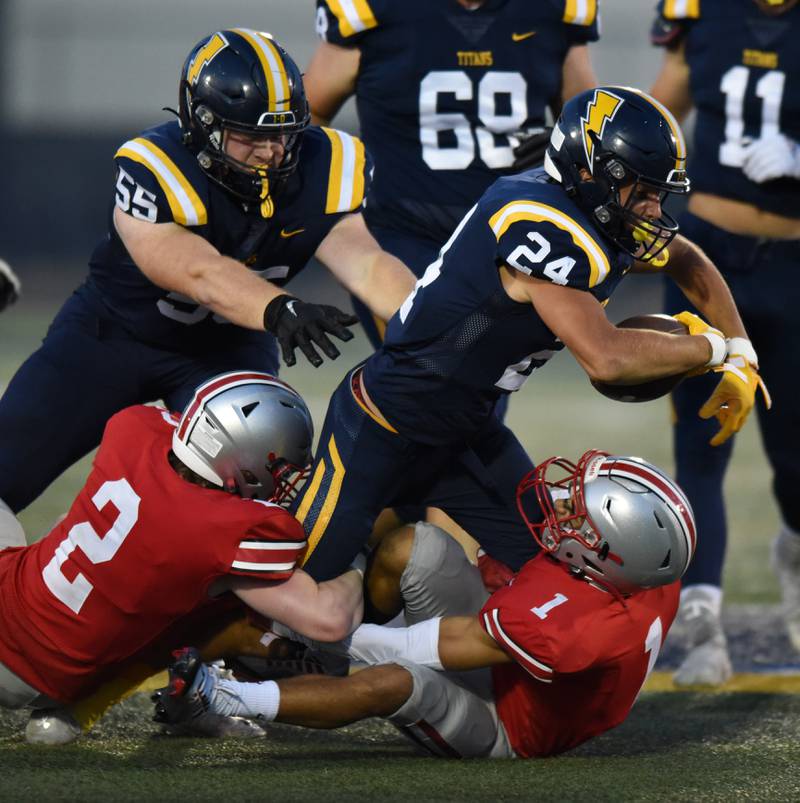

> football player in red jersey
[0,372,364,741]
[155,450,693,759]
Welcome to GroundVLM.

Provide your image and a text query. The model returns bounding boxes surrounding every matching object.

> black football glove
[263,294,359,368]
[0,260,21,313]
[511,126,553,171]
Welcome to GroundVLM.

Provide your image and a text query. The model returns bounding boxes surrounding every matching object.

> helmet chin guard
[517,450,696,594]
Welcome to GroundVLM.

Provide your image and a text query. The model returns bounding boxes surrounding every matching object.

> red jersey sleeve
[229,503,308,581]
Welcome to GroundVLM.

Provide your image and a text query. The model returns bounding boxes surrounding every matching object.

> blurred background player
[649,0,800,685]
[305,0,600,348]
[287,87,760,587]
[0,29,414,517]
[156,451,695,760]
[0,372,364,744]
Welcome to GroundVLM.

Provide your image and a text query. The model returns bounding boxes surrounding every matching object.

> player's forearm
[665,236,748,339]
[353,251,416,322]
[314,569,364,641]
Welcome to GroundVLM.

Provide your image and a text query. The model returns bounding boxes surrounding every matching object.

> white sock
[213,676,281,721]
[346,618,442,670]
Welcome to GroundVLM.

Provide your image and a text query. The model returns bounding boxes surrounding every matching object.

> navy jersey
[316,0,600,243]
[362,168,633,444]
[652,0,800,216]
[87,121,370,349]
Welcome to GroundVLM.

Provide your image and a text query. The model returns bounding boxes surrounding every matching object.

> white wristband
[701,331,726,367]
[725,337,758,368]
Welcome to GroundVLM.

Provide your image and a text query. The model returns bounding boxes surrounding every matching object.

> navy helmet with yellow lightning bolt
[544,86,689,262]
[178,29,310,206]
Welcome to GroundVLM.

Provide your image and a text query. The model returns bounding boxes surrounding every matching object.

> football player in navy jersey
[306,0,599,347]
[0,29,414,516]
[650,0,800,685]
[304,0,601,543]
[290,86,763,587]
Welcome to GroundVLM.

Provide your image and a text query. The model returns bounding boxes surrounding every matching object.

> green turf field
[1,291,795,801]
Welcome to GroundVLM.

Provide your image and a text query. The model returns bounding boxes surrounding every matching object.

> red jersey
[480,554,679,758]
[0,405,307,703]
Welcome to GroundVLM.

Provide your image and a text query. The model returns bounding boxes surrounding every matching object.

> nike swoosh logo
[280,227,305,239]
[512,31,537,42]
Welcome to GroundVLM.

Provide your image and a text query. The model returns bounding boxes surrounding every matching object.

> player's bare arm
[649,42,693,123]
[305,40,360,126]
[502,267,711,383]
[655,235,748,339]
[219,567,364,644]
[114,209,286,331]
[558,45,598,110]
[315,212,417,322]
[436,616,512,671]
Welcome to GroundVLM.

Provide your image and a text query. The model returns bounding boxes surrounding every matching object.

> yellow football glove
[672,311,726,376]
[699,355,772,447]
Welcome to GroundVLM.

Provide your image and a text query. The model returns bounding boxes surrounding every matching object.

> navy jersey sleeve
[650,0,697,49]
[113,133,209,228]
[560,0,602,45]
[489,199,612,289]
[316,0,381,46]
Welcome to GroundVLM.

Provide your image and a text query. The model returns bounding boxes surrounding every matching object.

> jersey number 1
[42,479,141,614]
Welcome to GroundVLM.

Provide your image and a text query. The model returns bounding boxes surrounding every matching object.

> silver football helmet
[172,371,313,505]
[518,450,695,594]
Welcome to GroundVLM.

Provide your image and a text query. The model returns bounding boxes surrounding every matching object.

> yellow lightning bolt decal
[186,32,229,85]
[581,90,623,171]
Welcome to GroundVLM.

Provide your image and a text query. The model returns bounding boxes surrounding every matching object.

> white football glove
[741,133,800,184]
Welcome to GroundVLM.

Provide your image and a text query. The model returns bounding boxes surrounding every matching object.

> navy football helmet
[178,29,310,205]
[753,0,798,14]
[544,86,689,262]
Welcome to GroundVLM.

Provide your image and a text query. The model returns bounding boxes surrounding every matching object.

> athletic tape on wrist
[725,337,758,368]
[701,331,726,367]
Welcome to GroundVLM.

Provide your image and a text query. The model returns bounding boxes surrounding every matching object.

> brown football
[591,313,690,403]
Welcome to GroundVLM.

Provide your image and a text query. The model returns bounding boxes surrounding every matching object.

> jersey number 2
[42,479,141,614]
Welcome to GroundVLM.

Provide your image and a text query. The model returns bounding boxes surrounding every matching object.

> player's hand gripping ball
[591,314,689,403]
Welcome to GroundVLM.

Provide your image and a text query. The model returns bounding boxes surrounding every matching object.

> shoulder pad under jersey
[315,0,382,46]
[114,122,209,227]
[303,126,372,215]
[488,195,611,290]
[556,0,601,43]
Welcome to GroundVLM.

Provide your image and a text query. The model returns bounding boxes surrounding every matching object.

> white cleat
[672,587,732,688]
[25,708,82,745]
[771,527,800,652]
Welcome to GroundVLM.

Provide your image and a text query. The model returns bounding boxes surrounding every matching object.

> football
[591,314,690,403]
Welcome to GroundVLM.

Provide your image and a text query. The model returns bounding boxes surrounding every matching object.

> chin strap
[258,170,275,219]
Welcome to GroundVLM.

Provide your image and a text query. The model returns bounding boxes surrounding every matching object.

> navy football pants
[0,286,279,513]
[665,212,800,587]
[292,367,540,582]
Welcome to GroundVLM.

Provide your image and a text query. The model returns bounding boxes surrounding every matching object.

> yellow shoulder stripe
[115,138,207,226]
[489,200,610,288]
[663,0,700,20]
[322,128,367,214]
[325,0,378,37]
[563,0,598,26]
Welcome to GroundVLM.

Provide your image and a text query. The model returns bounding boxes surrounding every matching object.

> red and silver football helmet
[517,450,695,594]
[173,371,313,506]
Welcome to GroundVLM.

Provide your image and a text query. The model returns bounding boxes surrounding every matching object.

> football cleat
[152,647,214,726]
[672,587,732,687]
[25,707,82,745]
[771,527,800,652]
